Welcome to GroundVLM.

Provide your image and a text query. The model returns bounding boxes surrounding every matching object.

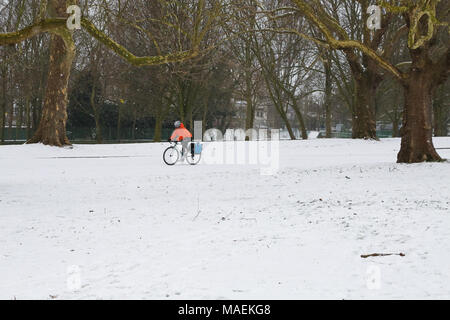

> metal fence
[333,130,393,138]
[1,127,29,142]
[66,127,172,142]
[1,127,172,143]
[0,127,400,144]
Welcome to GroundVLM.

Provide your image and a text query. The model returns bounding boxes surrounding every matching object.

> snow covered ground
[1,138,450,300]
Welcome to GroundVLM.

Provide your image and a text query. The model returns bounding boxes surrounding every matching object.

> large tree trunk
[396,2,449,163]
[352,76,377,139]
[397,71,442,163]
[28,33,75,146]
[28,0,76,146]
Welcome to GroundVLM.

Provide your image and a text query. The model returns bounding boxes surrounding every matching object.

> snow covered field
[1,138,450,300]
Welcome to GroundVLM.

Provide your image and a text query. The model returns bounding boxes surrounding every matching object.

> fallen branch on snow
[361,253,405,259]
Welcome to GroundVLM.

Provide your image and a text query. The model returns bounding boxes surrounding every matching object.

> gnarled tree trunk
[397,70,442,163]
[28,32,75,146]
[28,0,75,146]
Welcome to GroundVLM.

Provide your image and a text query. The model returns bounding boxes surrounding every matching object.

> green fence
[333,131,353,138]
[67,127,172,142]
[333,130,393,139]
[377,130,394,138]
[2,127,29,142]
[1,127,172,143]
[1,127,395,143]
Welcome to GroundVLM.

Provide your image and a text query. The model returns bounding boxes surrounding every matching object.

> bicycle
[163,141,202,166]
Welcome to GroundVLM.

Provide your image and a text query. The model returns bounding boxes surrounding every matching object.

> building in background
[230,98,269,130]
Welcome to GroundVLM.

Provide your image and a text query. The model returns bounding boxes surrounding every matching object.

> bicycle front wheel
[163,147,180,166]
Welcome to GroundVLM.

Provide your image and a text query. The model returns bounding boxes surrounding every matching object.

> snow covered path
[1,138,450,299]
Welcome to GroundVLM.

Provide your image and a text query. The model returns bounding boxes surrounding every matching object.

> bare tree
[0,0,225,146]
[285,0,449,162]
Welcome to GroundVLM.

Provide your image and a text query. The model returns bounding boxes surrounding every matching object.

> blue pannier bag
[194,143,203,154]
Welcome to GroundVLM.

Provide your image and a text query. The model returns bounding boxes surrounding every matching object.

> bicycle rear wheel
[163,147,180,166]
[186,152,201,165]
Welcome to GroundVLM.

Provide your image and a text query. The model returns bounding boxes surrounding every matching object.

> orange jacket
[170,123,192,141]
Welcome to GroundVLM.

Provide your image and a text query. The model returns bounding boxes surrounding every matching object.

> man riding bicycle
[170,121,192,158]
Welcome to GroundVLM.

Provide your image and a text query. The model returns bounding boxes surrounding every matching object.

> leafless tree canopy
[0,0,449,162]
